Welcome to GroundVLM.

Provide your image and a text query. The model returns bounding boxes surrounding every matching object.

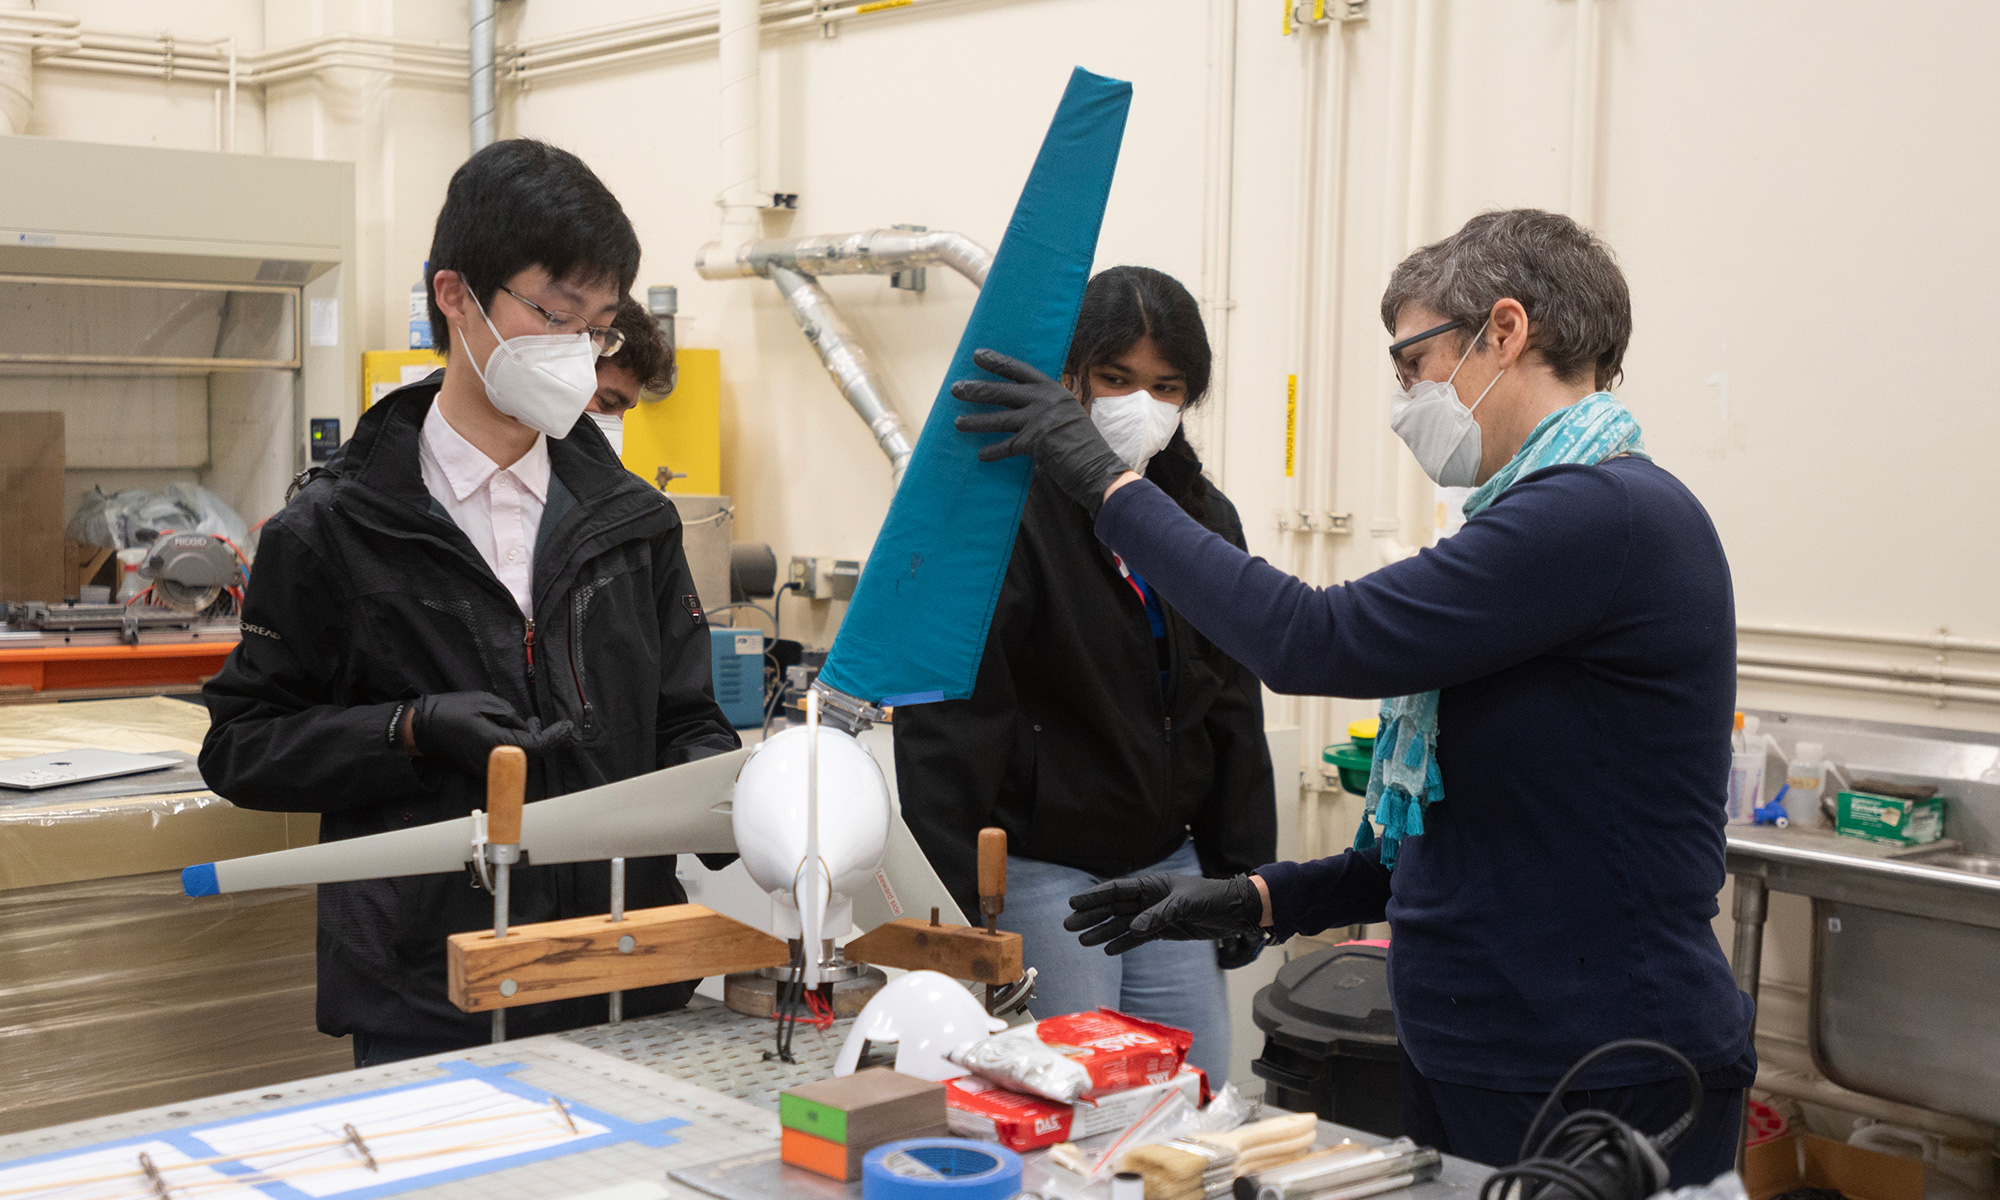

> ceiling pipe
[711,0,764,253]
[767,265,914,486]
[1567,0,1601,226]
[0,2,52,136]
[1370,0,1423,565]
[697,227,991,287]
[469,0,497,151]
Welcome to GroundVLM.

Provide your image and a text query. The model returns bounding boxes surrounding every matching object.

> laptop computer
[0,748,179,790]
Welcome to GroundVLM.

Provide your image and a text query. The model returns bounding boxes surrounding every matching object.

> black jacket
[892,432,1275,919]
[199,379,738,1043]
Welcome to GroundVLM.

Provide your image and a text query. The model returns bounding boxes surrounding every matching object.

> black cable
[764,940,806,1064]
[771,580,802,649]
[1478,1039,1703,1200]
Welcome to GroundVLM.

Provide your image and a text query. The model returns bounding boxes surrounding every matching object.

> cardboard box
[1745,1132,1924,1200]
[0,412,64,603]
[1837,790,1946,847]
[945,1065,1206,1152]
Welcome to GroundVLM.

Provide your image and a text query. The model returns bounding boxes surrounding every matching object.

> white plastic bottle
[1726,713,1767,825]
[1783,741,1827,829]
[408,264,432,350]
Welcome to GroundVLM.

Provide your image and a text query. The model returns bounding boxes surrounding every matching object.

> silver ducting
[697,226,992,486]
[697,227,992,287]
[469,0,497,151]
[767,265,915,485]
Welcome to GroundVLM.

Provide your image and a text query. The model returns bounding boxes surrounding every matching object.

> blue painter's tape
[817,67,1131,709]
[181,862,219,897]
[879,690,946,708]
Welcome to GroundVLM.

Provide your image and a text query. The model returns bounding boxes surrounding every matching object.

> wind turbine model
[180,67,1134,1037]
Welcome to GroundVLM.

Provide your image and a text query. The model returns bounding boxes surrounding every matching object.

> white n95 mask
[1089,389,1182,474]
[1389,321,1503,488]
[587,410,625,456]
[460,292,599,439]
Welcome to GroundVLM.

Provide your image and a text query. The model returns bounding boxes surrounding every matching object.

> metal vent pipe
[470,0,497,150]
[768,266,915,485]
[697,227,992,287]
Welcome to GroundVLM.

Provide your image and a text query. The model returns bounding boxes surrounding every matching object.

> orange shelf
[0,641,238,692]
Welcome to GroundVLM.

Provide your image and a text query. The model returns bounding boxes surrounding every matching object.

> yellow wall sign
[1284,374,1298,477]
[621,347,722,495]
[362,349,447,410]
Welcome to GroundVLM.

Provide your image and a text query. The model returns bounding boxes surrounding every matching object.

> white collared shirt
[417,402,550,617]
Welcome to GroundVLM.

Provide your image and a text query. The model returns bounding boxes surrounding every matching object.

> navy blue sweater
[1096,457,1755,1091]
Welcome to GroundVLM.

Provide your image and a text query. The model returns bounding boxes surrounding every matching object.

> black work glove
[408,691,574,778]
[1216,931,1265,970]
[1064,873,1266,955]
[951,348,1132,516]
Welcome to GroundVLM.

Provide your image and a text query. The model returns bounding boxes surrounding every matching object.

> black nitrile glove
[1064,872,1266,955]
[408,691,575,778]
[1216,931,1265,970]
[951,348,1132,515]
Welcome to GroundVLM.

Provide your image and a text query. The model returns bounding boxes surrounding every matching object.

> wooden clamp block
[843,918,1023,985]
[447,903,790,1012]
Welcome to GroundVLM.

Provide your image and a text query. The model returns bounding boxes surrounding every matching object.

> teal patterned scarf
[1357,392,1650,868]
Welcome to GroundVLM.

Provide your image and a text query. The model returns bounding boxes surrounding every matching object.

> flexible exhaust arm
[697,227,993,288]
[767,265,915,485]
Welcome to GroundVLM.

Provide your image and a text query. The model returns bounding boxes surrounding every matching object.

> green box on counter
[1835,790,1946,847]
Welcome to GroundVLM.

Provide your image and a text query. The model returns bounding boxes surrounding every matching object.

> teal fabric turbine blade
[817,67,1132,707]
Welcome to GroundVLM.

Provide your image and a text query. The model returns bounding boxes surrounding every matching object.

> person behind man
[894,266,1274,1086]
[951,210,1753,1184]
[200,139,737,1067]
[583,295,675,458]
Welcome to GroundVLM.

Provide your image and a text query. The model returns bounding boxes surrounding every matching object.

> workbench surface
[0,997,1493,1200]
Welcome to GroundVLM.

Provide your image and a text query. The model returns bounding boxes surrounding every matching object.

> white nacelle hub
[731,723,890,942]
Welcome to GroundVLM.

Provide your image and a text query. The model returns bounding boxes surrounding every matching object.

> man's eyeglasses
[1388,318,1466,390]
[498,285,625,358]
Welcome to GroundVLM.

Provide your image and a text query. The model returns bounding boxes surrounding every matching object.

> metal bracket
[767,192,800,210]
[889,224,927,292]
[809,678,885,734]
[1326,511,1353,534]
[1289,0,1367,29]
[466,810,524,895]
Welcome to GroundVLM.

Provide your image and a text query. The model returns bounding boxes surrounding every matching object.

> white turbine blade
[849,725,967,931]
[851,802,968,932]
[184,748,748,896]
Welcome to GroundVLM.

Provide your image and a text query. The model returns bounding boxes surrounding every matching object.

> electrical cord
[1477,1039,1703,1200]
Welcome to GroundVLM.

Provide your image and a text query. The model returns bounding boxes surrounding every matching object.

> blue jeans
[1001,840,1232,1086]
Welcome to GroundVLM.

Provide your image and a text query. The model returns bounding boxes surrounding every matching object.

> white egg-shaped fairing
[730,724,890,941]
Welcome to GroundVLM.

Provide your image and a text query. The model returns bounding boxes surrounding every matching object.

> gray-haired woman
[951,209,1754,1186]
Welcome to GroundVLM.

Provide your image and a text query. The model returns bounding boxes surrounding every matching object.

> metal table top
[1726,824,2000,929]
[566,999,1492,1200]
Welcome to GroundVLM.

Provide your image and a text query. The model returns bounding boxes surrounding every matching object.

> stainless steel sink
[1903,849,2000,877]
[1729,711,2000,1129]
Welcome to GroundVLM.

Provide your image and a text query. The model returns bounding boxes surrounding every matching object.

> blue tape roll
[861,1138,1023,1200]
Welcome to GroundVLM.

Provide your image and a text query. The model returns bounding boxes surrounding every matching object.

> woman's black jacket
[893,432,1276,920]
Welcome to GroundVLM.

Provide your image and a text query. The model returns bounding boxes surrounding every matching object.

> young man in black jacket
[200,140,737,1067]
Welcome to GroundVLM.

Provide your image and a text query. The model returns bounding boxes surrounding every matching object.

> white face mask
[587,410,624,456]
[1389,320,1505,488]
[1088,389,1182,474]
[459,290,599,438]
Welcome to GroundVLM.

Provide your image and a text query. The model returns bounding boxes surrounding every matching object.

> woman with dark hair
[893,266,1275,1084]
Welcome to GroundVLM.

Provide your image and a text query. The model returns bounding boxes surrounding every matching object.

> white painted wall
[12,0,2000,1122]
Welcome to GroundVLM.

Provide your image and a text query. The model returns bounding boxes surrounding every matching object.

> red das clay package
[946,1008,1194,1103]
[944,1066,1208,1152]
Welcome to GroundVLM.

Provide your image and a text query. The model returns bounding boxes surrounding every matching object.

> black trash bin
[1250,941,1402,1137]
